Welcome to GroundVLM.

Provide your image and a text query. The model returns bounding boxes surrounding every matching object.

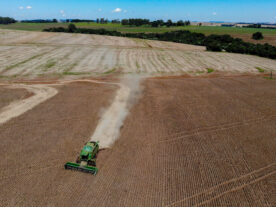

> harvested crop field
[0,76,275,206]
[0,87,32,109]
[0,29,276,80]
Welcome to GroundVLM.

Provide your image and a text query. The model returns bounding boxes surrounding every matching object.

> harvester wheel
[88,160,96,167]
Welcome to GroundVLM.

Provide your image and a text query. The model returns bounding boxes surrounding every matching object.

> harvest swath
[0,29,275,80]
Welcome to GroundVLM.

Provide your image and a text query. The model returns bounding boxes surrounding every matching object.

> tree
[252,32,264,40]
[166,20,173,27]
[206,42,222,52]
[151,21,159,27]
[156,20,164,27]
[121,19,129,25]
[68,24,77,33]
[177,20,184,26]
[111,19,120,24]
[185,20,190,26]
[96,18,99,24]
[0,16,16,24]
[100,18,105,24]
[53,19,58,23]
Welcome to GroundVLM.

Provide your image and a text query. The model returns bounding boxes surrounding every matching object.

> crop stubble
[0,29,276,79]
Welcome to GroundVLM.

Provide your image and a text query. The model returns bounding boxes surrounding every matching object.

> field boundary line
[165,162,276,207]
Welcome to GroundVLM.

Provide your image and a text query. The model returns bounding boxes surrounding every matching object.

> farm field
[0,76,275,206]
[0,29,276,81]
[0,87,32,109]
[0,29,275,206]
[0,23,276,45]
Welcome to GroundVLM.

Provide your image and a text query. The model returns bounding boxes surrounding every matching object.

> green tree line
[0,17,16,24]
[44,24,276,59]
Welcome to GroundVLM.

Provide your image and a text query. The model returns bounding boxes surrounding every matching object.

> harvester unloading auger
[65,141,99,175]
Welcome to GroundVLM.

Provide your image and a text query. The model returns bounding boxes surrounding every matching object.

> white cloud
[98,8,102,12]
[212,12,217,16]
[123,10,127,13]
[19,6,24,10]
[60,10,66,17]
[26,6,32,9]
[112,8,122,13]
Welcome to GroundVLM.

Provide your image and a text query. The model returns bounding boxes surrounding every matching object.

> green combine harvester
[65,141,99,175]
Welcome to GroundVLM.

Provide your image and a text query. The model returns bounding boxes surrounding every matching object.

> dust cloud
[90,75,143,148]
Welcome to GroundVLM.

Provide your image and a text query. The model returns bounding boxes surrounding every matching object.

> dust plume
[90,75,143,148]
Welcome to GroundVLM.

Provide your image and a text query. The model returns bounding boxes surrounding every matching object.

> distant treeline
[21,19,95,23]
[20,18,191,27]
[44,24,276,59]
[243,24,276,30]
[66,18,191,27]
[0,17,16,24]
[66,19,95,23]
[21,19,58,23]
[121,19,190,27]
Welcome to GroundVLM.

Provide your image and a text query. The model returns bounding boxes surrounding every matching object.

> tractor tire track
[0,84,58,125]
[166,163,276,207]
[148,114,275,145]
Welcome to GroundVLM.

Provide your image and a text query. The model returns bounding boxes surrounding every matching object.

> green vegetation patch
[264,76,274,80]
[103,68,116,74]
[207,68,215,73]
[264,71,274,80]
[256,67,265,73]
[62,71,91,76]
[4,53,45,71]
[43,60,56,71]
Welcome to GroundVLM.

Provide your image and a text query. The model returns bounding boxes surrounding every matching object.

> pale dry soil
[0,29,275,80]
[0,84,58,125]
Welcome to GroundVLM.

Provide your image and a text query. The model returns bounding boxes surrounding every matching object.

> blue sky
[1,0,276,23]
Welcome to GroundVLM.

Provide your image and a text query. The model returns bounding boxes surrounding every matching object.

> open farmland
[0,76,275,206]
[0,29,276,81]
[0,29,275,206]
[1,23,276,46]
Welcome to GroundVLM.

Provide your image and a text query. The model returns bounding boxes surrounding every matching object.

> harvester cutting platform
[65,141,99,175]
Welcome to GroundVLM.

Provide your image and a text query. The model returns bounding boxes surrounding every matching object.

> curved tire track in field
[149,114,276,145]
[166,162,276,207]
[0,84,58,125]
[0,79,120,126]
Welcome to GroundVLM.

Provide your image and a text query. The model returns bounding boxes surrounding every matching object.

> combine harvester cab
[65,141,99,175]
